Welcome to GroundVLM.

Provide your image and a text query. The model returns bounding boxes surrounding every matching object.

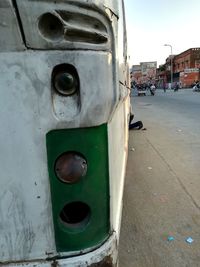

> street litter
[148,166,152,170]
[131,148,135,151]
[167,236,175,241]
[159,195,168,203]
[177,129,182,132]
[185,237,194,244]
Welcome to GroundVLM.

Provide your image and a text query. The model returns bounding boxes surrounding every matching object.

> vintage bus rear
[0,0,129,266]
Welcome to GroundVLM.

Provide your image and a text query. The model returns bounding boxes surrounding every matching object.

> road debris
[167,236,175,241]
[185,237,194,244]
[148,166,152,170]
[158,194,169,203]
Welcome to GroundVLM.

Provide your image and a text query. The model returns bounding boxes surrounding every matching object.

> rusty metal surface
[89,256,115,267]
[55,152,87,184]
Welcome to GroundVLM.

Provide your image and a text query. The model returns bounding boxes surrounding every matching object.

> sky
[124,0,200,67]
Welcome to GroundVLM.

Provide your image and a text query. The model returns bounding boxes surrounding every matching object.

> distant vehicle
[193,85,200,92]
[137,85,146,96]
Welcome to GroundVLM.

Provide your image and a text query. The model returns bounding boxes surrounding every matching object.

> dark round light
[54,72,77,96]
[54,152,87,183]
[59,201,91,228]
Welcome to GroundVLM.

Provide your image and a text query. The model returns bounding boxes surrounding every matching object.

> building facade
[131,61,157,85]
[130,65,142,84]
[173,48,200,87]
[157,48,200,88]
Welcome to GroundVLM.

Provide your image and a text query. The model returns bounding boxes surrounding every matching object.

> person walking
[150,84,156,95]
[174,82,179,91]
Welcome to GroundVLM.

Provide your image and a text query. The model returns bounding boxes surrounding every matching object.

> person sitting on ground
[129,113,143,130]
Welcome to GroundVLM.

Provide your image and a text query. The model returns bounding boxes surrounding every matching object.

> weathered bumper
[3,234,118,267]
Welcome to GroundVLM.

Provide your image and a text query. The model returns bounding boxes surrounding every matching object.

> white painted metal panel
[0,50,114,262]
[15,0,118,50]
[108,93,129,235]
[0,1,130,265]
[4,234,118,267]
[0,0,25,51]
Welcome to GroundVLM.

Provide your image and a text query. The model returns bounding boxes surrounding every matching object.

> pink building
[131,61,157,85]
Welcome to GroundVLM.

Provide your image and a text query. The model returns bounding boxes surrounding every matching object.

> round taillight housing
[53,71,78,96]
[54,152,87,183]
[59,201,91,228]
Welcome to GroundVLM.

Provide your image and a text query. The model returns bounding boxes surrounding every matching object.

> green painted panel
[46,124,110,252]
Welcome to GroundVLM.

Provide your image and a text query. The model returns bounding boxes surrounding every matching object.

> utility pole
[164,44,173,89]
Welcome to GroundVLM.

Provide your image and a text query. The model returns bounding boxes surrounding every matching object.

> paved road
[119,89,200,267]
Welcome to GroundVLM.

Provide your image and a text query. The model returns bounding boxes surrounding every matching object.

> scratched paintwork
[0,234,117,266]
[15,0,117,51]
[0,0,24,51]
[0,50,115,261]
[0,0,129,265]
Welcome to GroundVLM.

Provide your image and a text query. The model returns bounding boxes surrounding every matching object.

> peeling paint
[51,260,59,267]
[103,5,119,20]
[0,187,36,259]
[89,256,114,267]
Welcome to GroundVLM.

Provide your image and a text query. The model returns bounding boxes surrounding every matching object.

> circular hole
[55,152,87,184]
[38,13,63,41]
[54,71,78,96]
[60,202,91,228]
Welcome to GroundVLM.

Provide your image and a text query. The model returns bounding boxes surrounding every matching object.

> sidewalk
[119,124,200,267]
